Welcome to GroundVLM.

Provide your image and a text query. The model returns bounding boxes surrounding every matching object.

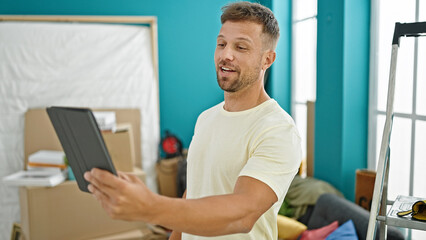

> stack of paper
[93,111,116,132]
[2,169,67,187]
[2,150,68,187]
[27,150,66,172]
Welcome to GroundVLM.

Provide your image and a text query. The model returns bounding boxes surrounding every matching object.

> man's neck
[223,84,271,112]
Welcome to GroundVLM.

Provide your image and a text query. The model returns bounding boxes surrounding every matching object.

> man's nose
[220,46,234,61]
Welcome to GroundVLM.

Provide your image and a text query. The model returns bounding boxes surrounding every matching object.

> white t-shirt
[182,99,302,240]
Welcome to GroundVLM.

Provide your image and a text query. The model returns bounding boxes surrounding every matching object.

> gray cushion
[307,193,404,240]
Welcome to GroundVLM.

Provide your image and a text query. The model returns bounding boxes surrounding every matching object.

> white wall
[0,21,159,239]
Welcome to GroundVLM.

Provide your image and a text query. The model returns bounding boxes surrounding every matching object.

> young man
[84,2,301,239]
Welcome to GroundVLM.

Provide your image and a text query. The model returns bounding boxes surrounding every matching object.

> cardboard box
[24,108,142,168]
[98,109,142,168]
[20,168,146,240]
[156,157,180,198]
[88,226,168,240]
[88,229,150,240]
[355,169,376,211]
[102,124,135,172]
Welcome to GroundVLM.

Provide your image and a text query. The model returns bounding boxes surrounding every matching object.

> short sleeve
[238,124,302,200]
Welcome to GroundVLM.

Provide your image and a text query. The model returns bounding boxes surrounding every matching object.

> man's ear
[262,51,276,70]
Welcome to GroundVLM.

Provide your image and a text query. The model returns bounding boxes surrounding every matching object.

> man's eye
[237,46,247,50]
[217,43,225,47]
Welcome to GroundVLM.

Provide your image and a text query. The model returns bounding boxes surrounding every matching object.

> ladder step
[377,216,386,222]
[386,195,426,231]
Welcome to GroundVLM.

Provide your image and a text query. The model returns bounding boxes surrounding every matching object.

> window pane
[416,37,426,115]
[420,0,426,21]
[377,37,415,114]
[377,0,416,112]
[388,117,412,200]
[412,229,426,240]
[294,104,307,160]
[413,121,426,240]
[375,114,385,166]
[413,120,426,197]
[376,115,411,200]
[293,18,317,102]
[394,38,414,113]
[293,0,317,21]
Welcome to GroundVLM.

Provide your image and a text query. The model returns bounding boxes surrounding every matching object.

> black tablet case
[46,106,117,192]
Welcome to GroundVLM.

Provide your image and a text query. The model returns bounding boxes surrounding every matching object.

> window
[291,0,317,172]
[369,0,425,239]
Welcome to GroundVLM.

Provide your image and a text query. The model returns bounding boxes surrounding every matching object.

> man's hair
[221,1,280,50]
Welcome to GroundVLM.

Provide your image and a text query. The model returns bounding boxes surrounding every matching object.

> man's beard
[216,65,261,93]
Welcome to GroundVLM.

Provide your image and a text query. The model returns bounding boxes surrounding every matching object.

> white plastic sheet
[0,21,159,239]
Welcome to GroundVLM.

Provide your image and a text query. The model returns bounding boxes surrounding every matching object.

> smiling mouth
[220,66,236,73]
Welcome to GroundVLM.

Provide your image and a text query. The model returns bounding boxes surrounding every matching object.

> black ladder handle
[392,21,426,46]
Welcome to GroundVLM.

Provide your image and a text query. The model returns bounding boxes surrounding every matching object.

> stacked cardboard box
[103,124,135,172]
[19,169,146,240]
[20,108,147,240]
[156,157,180,198]
[24,108,142,169]
[355,169,376,211]
[90,225,168,240]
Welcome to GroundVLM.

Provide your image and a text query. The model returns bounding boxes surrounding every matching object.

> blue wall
[1,0,292,149]
[315,0,370,200]
[269,0,292,112]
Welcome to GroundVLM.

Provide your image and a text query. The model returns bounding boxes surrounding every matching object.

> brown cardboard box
[20,168,146,240]
[98,109,142,168]
[24,108,142,168]
[88,229,150,240]
[355,169,376,211]
[156,157,180,198]
[89,226,168,240]
[102,124,135,172]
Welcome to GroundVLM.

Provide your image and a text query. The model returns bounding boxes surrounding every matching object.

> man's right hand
[168,190,186,240]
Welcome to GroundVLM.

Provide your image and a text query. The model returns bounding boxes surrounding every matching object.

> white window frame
[368,0,423,192]
[368,0,424,239]
[291,0,317,174]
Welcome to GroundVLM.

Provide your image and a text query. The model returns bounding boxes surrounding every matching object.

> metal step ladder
[366,21,426,240]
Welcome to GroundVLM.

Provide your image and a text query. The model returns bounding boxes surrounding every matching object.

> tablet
[46,106,117,192]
